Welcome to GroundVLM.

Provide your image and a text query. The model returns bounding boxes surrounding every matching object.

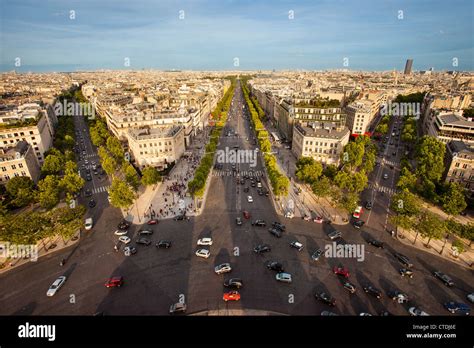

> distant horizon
[1,0,472,73]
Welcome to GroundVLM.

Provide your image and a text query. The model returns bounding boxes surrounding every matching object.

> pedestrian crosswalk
[83,153,98,159]
[93,185,110,194]
[382,160,398,167]
[368,183,397,196]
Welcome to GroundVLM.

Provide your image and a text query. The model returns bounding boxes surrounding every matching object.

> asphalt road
[0,82,472,316]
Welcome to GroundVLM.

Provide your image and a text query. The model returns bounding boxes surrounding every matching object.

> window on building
[462,164,468,169]
[11,165,16,170]
[21,171,26,176]
[1,167,6,172]
[18,163,23,168]
[455,162,460,167]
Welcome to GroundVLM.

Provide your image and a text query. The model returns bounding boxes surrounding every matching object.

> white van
[85,218,93,231]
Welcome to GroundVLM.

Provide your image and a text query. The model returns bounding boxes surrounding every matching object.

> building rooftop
[295,123,350,140]
[438,113,474,128]
[127,125,183,140]
[0,140,30,161]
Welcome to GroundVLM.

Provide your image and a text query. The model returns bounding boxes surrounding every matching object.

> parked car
[197,237,213,246]
[147,219,158,225]
[353,220,365,229]
[393,252,413,268]
[223,291,241,302]
[467,293,474,304]
[433,271,454,287]
[84,218,93,231]
[363,285,382,299]
[156,240,172,248]
[46,276,67,297]
[368,239,384,248]
[333,266,350,278]
[118,236,131,244]
[408,307,429,316]
[136,238,151,246]
[117,220,130,230]
[223,278,243,289]
[105,276,124,288]
[315,292,336,306]
[114,229,128,236]
[235,217,243,226]
[266,261,284,272]
[254,244,271,254]
[243,211,251,219]
[251,219,266,227]
[311,249,323,261]
[365,201,373,210]
[444,302,470,315]
[195,249,210,259]
[353,206,363,219]
[342,281,356,293]
[214,263,232,275]
[276,272,292,283]
[138,229,153,235]
[313,216,324,223]
[169,302,187,314]
[268,228,282,238]
[290,241,304,251]
[399,268,414,278]
[328,230,342,240]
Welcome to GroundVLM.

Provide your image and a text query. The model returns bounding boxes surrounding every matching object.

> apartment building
[292,122,350,165]
[345,100,375,135]
[127,125,185,170]
[424,111,474,145]
[0,141,41,184]
[445,140,474,192]
[0,103,56,164]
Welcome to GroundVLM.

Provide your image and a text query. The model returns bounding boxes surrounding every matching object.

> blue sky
[0,0,472,72]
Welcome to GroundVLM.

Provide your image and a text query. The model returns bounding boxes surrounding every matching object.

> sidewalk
[0,231,81,274]
[397,226,473,269]
[127,129,211,224]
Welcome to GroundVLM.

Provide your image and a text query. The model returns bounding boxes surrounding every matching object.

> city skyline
[1,0,473,72]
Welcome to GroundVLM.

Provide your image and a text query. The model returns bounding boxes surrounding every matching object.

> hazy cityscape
[0,0,473,345]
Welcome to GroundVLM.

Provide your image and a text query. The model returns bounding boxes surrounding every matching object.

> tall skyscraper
[404,59,413,74]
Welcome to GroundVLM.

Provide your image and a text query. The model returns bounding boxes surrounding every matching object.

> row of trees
[241,77,289,196]
[295,135,376,214]
[188,78,236,198]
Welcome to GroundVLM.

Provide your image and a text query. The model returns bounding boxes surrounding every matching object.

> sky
[0,0,473,72]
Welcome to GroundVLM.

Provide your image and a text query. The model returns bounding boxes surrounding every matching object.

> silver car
[276,272,292,283]
[46,276,67,297]
[214,263,232,275]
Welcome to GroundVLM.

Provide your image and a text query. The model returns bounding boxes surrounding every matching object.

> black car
[243,187,250,193]
[138,229,153,235]
[399,268,414,278]
[268,228,282,238]
[315,292,336,306]
[272,222,286,231]
[353,220,365,229]
[136,238,151,246]
[235,217,242,226]
[266,261,284,272]
[174,215,189,221]
[393,252,413,268]
[118,220,130,230]
[363,286,382,299]
[254,244,271,254]
[251,219,266,227]
[368,239,384,248]
[88,199,96,208]
[85,189,93,197]
[365,201,373,210]
[251,182,256,187]
[257,189,264,196]
[86,174,92,181]
[156,240,172,248]
[433,271,454,287]
[223,278,243,289]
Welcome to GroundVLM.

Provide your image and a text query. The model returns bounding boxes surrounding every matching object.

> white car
[197,237,213,246]
[247,196,253,203]
[195,249,210,259]
[276,272,292,283]
[47,276,67,297]
[114,229,128,236]
[214,263,232,274]
[257,182,262,188]
[467,293,474,304]
[383,173,388,180]
[118,236,131,244]
[408,307,430,316]
[84,218,93,231]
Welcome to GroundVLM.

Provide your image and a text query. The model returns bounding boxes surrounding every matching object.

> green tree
[415,210,446,246]
[109,178,135,209]
[123,163,140,190]
[342,141,364,170]
[100,151,118,176]
[106,136,124,162]
[441,182,467,216]
[311,176,332,200]
[337,191,359,214]
[42,153,64,175]
[396,167,417,192]
[323,164,338,180]
[295,157,322,184]
[141,166,161,186]
[416,136,446,183]
[60,171,85,197]
[5,176,36,208]
[391,190,421,216]
[37,175,60,209]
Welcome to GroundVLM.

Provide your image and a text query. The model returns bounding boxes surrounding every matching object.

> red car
[223,291,241,302]
[333,266,350,278]
[105,276,124,288]
[147,219,158,225]
[243,211,250,219]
